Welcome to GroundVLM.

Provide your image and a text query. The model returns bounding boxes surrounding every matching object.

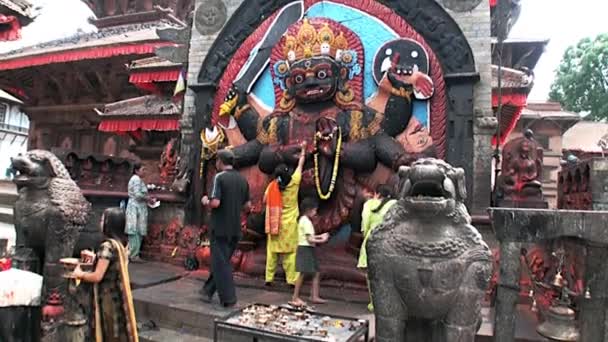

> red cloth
[0,14,21,41]
[492,93,528,146]
[129,70,181,83]
[264,180,282,236]
[98,119,179,132]
[0,258,11,271]
[489,0,498,7]
[0,42,174,71]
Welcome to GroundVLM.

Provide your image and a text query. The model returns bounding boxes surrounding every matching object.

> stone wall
[180,0,244,160]
[440,1,494,215]
[182,0,494,215]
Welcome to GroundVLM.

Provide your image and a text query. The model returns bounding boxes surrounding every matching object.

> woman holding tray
[73,207,139,342]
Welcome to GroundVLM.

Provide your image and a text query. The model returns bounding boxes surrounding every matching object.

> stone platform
[130,262,547,342]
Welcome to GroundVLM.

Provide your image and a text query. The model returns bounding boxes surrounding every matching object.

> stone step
[132,275,545,342]
[0,206,13,223]
[139,327,212,342]
[0,180,17,207]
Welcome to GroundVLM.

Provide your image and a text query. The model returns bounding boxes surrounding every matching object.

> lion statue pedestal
[368,158,492,342]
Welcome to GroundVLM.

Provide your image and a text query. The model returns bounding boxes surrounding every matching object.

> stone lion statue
[11,149,91,340]
[367,158,492,342]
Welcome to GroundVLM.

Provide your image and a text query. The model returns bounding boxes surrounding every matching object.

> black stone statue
[367,158,492,341]
[11,150,92,341]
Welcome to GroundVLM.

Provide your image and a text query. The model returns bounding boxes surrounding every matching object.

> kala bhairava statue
[367,158,492,342]
[218,17,437,230]
[11,150,92,341]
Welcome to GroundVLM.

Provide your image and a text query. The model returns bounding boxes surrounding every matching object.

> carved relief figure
[11,150,92,340]
[367,158,492,342]
[159,137,179,184]
[220,18,435,231]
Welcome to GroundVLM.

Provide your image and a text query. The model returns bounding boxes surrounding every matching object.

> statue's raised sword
[232,1,304,93]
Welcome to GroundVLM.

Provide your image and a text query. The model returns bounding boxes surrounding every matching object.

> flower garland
[314,127,342,200]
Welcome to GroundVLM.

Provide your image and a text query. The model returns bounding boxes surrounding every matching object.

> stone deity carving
[496,129,546,207]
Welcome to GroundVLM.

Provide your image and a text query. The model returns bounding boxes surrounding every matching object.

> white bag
[0,268,43,307]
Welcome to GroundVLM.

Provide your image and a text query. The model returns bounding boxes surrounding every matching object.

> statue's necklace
[313,127,342,200]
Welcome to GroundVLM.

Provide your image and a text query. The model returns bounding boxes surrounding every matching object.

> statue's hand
[316,139,336,158]
[219,85,248,117]
[314,118,339,158]
[386,66,434,99]
[280,144,304,164]
[412,71,434,99]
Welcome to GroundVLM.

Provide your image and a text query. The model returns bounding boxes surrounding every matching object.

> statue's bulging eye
[317,70,328,79]
[294,75,305,84]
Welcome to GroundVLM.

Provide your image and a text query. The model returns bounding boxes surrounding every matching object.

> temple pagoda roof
[0,20,181,70]
[96,95,181,132]
[129,56,181,70]
[491,65,533,90]
[520,102,581,133]
[0,0,35,20]
[98,95,181,117]
[563,121,608,154]
[492,37,549,70]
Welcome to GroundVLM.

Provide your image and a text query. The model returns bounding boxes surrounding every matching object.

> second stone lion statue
[367,158,492,342]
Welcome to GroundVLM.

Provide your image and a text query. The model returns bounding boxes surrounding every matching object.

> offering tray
[214,303,369,342]
[59,258,94,279]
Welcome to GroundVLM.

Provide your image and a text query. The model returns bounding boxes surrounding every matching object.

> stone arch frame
[190,0,479,223]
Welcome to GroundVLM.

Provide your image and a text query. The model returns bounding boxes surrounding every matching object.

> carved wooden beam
[74,72,96,98]
[45,74,69,105]
[93,71,114,102]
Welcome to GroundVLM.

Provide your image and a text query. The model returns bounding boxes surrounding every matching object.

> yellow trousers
[265,249,298,285]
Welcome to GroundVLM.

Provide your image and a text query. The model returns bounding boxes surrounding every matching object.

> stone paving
[129,262,545,341]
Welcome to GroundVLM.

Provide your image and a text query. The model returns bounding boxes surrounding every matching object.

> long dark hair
[273,164,291,191]
[102,207,127,244]
[371,184,394,213]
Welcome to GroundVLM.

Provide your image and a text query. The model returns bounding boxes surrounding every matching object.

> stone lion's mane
[26,150,91,226]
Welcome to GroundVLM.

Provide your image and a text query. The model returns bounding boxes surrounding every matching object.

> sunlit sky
[1,0,607,102]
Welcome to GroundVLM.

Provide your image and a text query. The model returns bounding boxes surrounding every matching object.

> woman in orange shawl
[264,141,306,286]
[73,208,138,342]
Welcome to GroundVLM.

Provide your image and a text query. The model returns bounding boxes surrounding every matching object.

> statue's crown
[281,19,351,63]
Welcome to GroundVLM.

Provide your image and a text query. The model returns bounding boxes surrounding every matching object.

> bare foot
[289,298,306,307]
[310,297,327,304]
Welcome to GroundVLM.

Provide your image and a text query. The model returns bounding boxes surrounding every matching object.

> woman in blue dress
[125,164,149,263]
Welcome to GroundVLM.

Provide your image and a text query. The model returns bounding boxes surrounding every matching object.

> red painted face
[287,57,340,103]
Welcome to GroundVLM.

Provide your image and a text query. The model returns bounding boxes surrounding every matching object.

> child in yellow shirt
[290,197,329,307]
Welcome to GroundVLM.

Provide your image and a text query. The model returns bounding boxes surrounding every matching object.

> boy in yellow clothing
[264,142,306,286]
[290,197,329,307]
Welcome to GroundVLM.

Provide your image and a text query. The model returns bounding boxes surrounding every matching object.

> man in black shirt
[201,149,251,307]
